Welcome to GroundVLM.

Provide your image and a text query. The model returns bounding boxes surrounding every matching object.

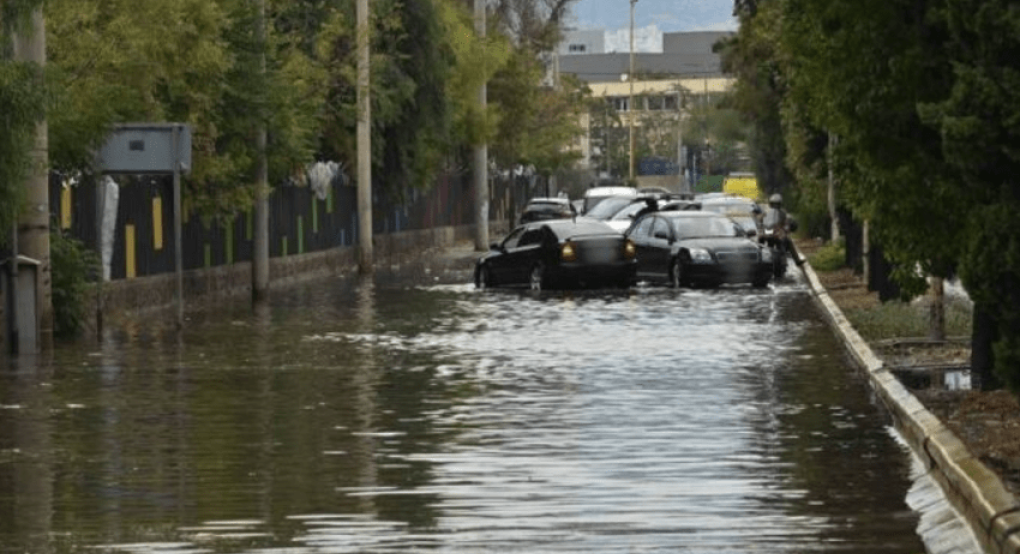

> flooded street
[0,260,925,553]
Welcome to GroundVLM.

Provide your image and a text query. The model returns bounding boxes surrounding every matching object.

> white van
[582,186,638,214]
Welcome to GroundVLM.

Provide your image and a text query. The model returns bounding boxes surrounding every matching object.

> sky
[566,0,738,52]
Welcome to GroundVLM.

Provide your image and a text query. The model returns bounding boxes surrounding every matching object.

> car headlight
[561,241,577,261]
[688,248,713,263]
[624,239,636,259]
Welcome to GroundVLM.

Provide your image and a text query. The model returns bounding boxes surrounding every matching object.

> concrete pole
[676,87,684,194]
[357,0,374,272]
[172,126,184,328]
[473,0,489,250]
[12,7,51,349]
[252,0,271,301]
[628,0,637,183]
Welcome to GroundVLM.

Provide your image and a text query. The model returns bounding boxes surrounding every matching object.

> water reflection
[0,272,927,553]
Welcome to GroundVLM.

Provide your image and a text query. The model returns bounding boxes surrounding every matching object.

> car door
[646,216,674,280]
[627,215,657,280]
[488,227,525,283]
[507,228,549,284]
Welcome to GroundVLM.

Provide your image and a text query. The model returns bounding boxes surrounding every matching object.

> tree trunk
[827,132,840,242]
[971,304,1002,391]
[928,276,945,342]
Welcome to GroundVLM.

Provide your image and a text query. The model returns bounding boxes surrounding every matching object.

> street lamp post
[628,0,637,183]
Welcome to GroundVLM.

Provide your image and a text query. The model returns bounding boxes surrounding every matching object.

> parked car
[625,211,773,288]
[476,219,637,290]
[582,185,638,214]
[519,197,576,224]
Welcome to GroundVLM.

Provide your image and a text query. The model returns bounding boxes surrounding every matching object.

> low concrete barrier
[800,258,1020,554]
[90,224,479,318]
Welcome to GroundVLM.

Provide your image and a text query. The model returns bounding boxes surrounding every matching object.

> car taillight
[561,241,577,261]
[624,239,636,259]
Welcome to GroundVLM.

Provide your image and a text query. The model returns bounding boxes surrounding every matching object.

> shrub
[51,230,97,338]
[809,239,845,272]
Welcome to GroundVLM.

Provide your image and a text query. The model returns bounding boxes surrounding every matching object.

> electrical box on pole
[97,123,192,328]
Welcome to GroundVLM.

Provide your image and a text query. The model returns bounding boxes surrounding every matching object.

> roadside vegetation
[1,0,589,337]
[722,0,1020,395]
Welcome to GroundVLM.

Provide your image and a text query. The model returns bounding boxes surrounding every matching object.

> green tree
[718,2,791,196]
[921,0,1020,391]
[488,47,584,176]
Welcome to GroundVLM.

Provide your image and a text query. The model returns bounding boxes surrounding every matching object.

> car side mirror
[490,241,501,251]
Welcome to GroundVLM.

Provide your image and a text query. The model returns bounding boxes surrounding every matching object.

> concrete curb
[800,256,1020,553]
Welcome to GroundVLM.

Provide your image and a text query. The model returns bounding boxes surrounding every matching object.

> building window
[611,96,629,111]
[664,95,679,110]
[568,44,586,53]
[647,95,665,110]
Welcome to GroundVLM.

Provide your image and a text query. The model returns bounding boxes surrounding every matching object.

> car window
[585,196,638,219]
[612,202,647,221]
[672,216,739,238]
[519,229,546,247]
[629,216,654,238]
[502,227,525,249]
[651,217,671,240]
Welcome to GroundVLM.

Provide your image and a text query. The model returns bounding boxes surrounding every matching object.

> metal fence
[48,170,495,281]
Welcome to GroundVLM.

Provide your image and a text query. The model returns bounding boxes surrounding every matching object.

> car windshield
[585,196,638,219]
[671,216,739,238]
[702,200,757,215]
[611,202,649,220]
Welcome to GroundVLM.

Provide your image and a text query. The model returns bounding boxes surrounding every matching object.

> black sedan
[476,219,637,290]
[625,211,773,288]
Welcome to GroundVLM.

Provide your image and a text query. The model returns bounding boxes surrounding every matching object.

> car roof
[653,210,726,219]
[526,197,570,205]
[584,186,638,198]
[532,218,617,237]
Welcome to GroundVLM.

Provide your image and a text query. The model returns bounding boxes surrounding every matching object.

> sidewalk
[796,244,1020,554]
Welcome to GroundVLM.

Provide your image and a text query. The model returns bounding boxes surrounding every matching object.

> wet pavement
[0,253,927,553]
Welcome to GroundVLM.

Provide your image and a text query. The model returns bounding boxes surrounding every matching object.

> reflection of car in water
[519,197,576,224]
[475,219,637,291]
[625,211,773,289]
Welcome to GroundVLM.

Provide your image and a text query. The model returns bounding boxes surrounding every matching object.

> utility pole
[252,0,270,302]
[12,6,51,348]
[357,0,374,272]
[472,0,489,251]
[676,86,684,194]
[628,0,637,183]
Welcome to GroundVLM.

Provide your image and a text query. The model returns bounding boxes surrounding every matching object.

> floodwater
[0,260,927,553]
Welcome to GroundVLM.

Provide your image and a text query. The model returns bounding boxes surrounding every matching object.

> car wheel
[476,264,494,289]
[670,257,684,289]
[529,263,545,291]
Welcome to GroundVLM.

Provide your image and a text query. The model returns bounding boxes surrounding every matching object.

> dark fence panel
[50,168,484,282]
